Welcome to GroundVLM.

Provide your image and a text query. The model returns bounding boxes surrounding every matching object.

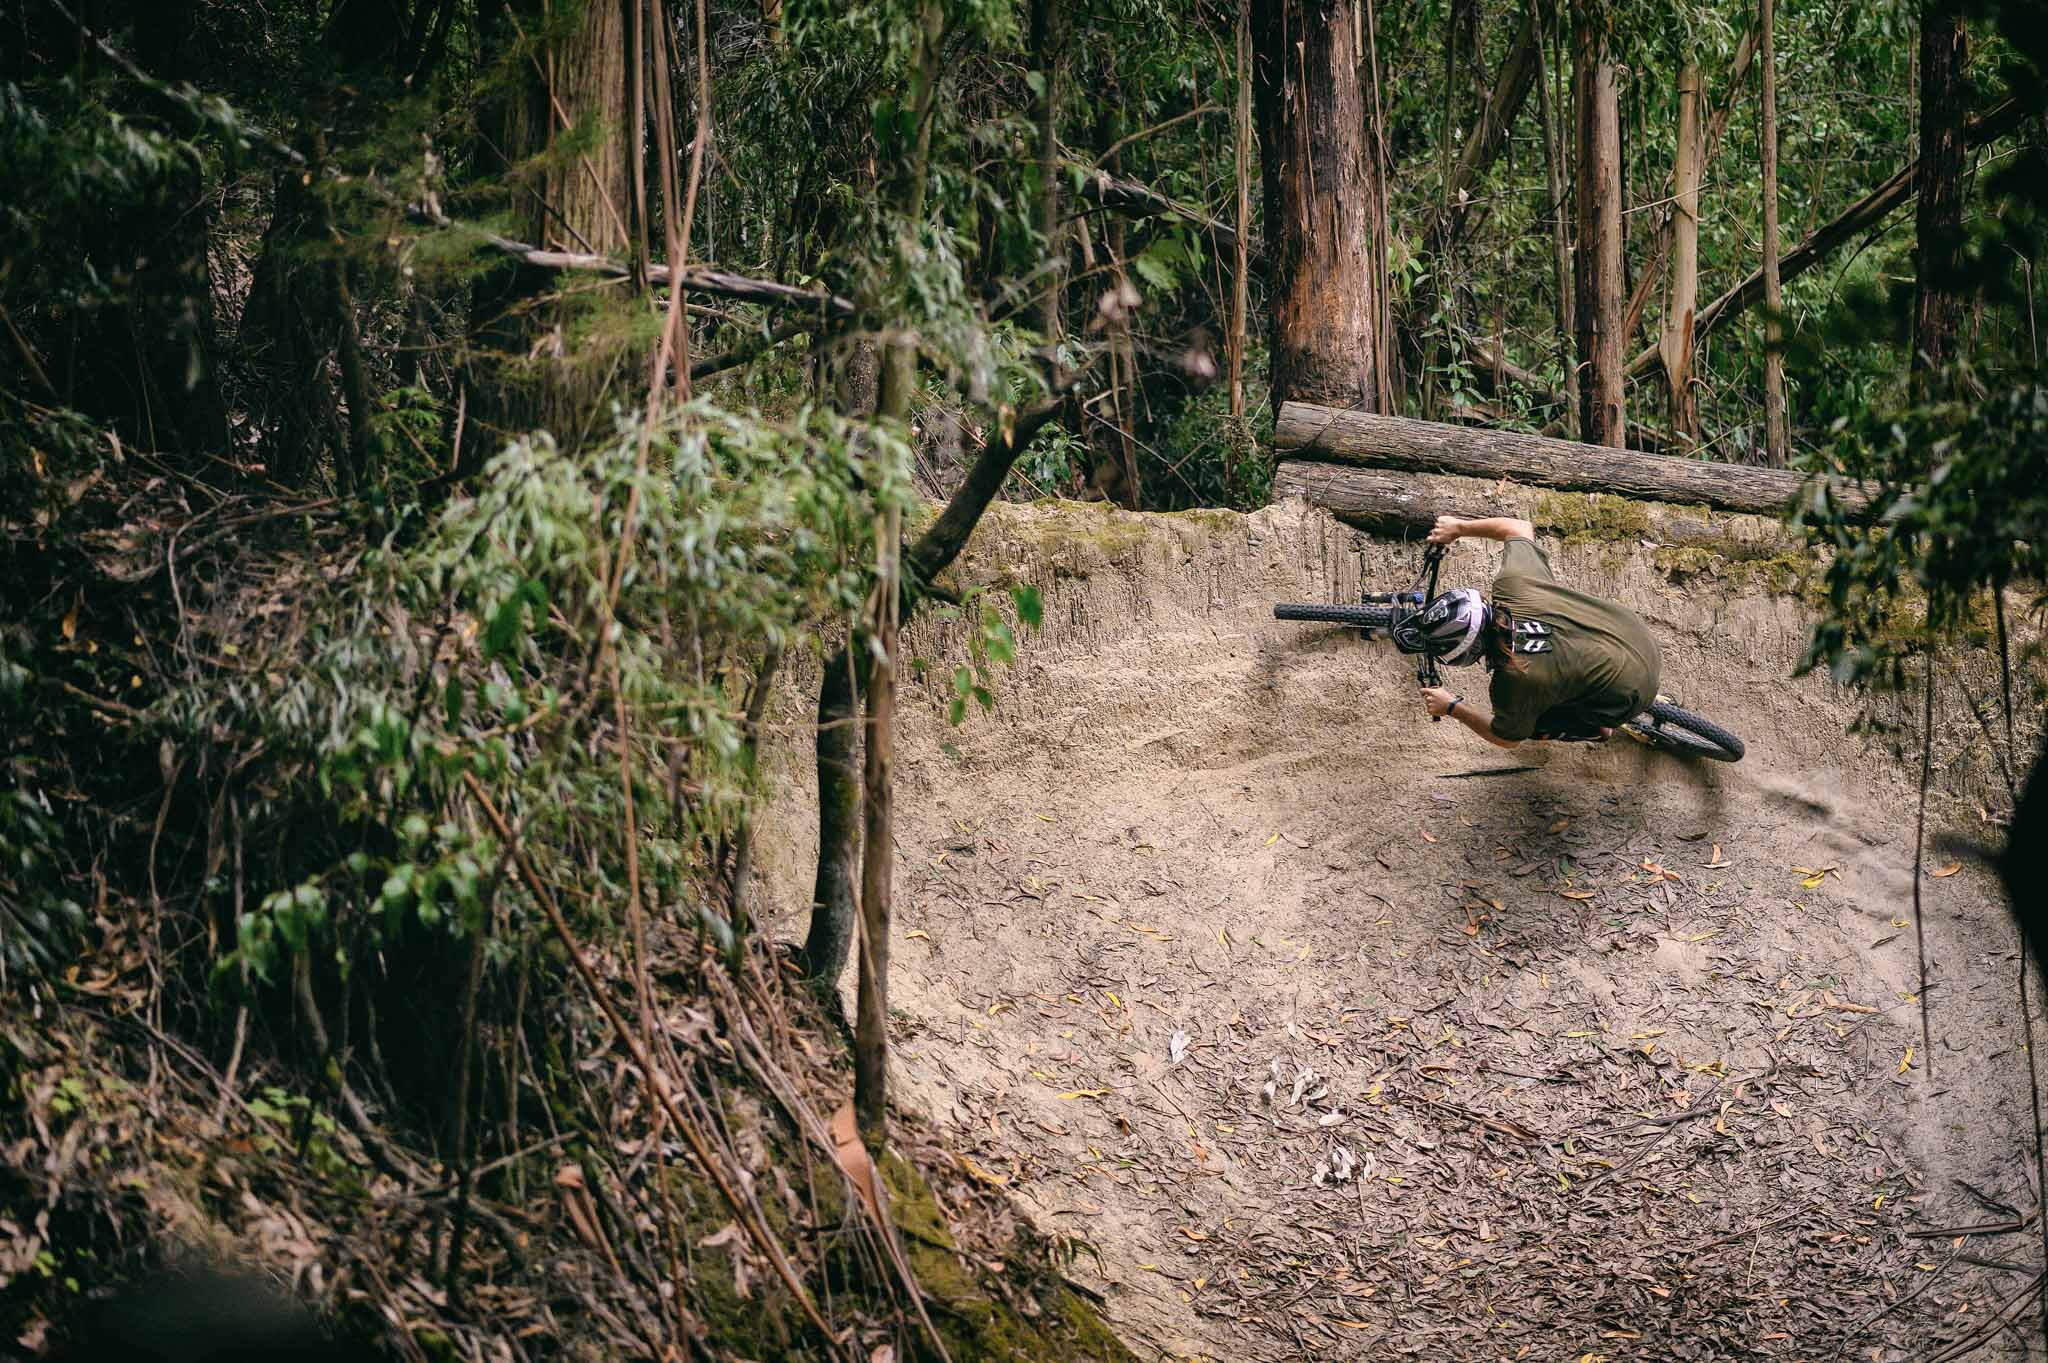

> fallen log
[1273,459,1795,550]
[1273,400,1872,520]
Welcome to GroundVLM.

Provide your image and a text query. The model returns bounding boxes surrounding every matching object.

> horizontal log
[1273,400,1872,520]
[1273,460,1794,551]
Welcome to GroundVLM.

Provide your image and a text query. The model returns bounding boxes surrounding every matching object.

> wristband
[1447,696,1462,719]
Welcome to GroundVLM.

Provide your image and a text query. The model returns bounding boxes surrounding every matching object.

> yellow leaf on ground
[906,929,929,940]
[1058,1089,1110,1100]
[1264,832,1280,847]
[1931,861,1962,878]
[1899,1046,1913,1074]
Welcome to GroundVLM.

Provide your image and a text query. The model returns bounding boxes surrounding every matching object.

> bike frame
[1358,544,1448,692]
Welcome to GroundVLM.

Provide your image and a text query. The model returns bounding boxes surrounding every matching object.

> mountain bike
[1272,544,1746,762]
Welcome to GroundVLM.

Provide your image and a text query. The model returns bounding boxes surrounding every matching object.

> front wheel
[1273,603,1397,630]
[1627,701,1745,762]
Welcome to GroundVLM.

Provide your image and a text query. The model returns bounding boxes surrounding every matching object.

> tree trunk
[1533,1,1577,418]
[240,0,408,486]
[466,0,633,454]
[798,651,863,992]
[805,0,940,1011]
[1031,0,1062,343]
[628,0,652,291]
[1435,8,1542,244]
[1229,0,1251,421]
[855,503,898,1148]
[1661,59,1702,449]
[1252,0,1388,412]
[1913,2,1969,395]
[1760,1,1788,465]
[1623,27,1756,343]
[877,1,942,425]
[1625,96,2024,385]
[1571,0,1624,447]
[2005,733,2048,975]
[1272,400,1871,519]
[802,389,1077,994]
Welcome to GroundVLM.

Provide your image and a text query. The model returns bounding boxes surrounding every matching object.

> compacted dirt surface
[760,497,2041,1363]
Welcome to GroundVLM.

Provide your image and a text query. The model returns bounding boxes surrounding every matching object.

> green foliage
[1800,383,2048,686]
[0,779,86,986]
[179,402,901,990]
[932,583,1043,725]
[1796,3,2048,688]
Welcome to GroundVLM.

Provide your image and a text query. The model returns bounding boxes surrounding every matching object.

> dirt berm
[757,494,2040,1363]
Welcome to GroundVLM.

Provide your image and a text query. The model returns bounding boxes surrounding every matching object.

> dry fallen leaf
[1421,830,1439,844]
[1559,889,1596,901]
[959,1155,1009,1187]
[831,1102,887,1223]
[1930,861,1962,878]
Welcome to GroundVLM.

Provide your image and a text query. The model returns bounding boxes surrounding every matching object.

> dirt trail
[758,498,2040,1363]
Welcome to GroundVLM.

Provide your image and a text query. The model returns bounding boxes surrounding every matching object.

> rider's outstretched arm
[1428,514,1536,546]
[1422,687,1522,749]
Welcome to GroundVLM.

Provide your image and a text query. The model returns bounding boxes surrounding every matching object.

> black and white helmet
[1394,587,1489,666]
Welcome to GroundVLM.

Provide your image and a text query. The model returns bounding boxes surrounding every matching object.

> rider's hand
[1421,686,1458,719]
[1426,515,1466,547]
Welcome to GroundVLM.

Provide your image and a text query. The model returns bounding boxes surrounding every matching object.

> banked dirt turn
[760,496,2037,1363]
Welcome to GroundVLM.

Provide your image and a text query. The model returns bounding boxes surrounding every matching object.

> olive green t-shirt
[1486,539,1661,740]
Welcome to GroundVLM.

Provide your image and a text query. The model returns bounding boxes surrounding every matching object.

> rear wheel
[1631,701,1745,762]
[1273,603,1398,629]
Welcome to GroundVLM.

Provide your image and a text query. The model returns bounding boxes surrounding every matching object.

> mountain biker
[1411,514,1661,750]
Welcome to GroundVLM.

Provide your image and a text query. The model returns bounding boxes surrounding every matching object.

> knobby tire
[1637,701,1745,762]
[1272,603,1398,629]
